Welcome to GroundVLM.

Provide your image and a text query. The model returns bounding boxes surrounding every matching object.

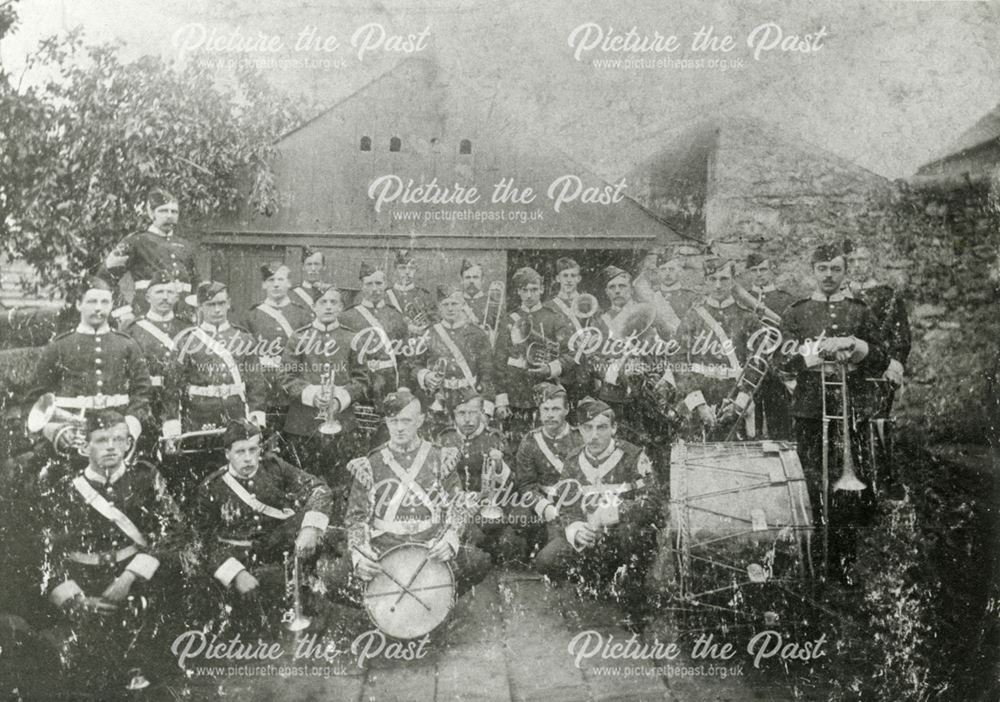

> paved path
[192,570,800,701]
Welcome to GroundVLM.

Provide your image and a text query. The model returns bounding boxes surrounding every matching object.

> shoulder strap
[551,298,582,334]
[293,287,314,308]
[433,323,477,389]
[221,472,295,520]
[533,431,565,473]
[135,319,176,351]
[255,304,295,337]
[694,306,741,371]
[190,328,247,402]
[385,289,404,314]
[71,476,149,547]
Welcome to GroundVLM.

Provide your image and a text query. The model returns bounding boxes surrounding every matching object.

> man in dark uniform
[740,252,796,439]
[385,249,436,338]
[436,388,522,562]
[673,258,756,441]
[779,243,888,582]
[542,257,595,406]
[191,419,333,635]
[460,258,489,328]
[846,242,911,496]
[533,398,664,627]
[31,277,151,466]
[413,283,497,434]
[513,382,584,556]
[291,247,334,308]
[279,286,368,521]
[339,262,412,446]
[124,270,189,456]
[99,188,199,326]
[495,266,577,440]
[40,410,184,692]
[245,262,314,424]
[633,251,698,334]
[318,389,491,605]
[162,282,267,500]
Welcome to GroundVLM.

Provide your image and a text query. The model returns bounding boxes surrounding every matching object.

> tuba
[317,364,343,436]
[481,281,505,346]
[27,393,87,456]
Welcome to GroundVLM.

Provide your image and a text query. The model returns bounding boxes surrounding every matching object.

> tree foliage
[1,20,306,296]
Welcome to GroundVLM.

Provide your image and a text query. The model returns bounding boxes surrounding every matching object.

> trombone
[481,281,505,346]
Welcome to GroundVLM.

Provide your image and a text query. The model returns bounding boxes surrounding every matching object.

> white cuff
[125,553,160,581]
[124,414,142,439]
[162,419,182,438]
[440,529,460,559]
[333,385,352,411]
[495,393,509,407]
[301,510,329,532]
[734,391,752,410]
[888,358,904,377]
[799,344,821,368]
[534,497,553,518]
[417,368,431,391]
[214,557,247,587]
[483,400,495,416]
[565,522,588,552]
[683,391,706,411]
[849,338,869,363]
[783,379,797,394]
[248,411,266,428]
[51,580,84,607]
[548,360,563,378]
[302,385,322,408]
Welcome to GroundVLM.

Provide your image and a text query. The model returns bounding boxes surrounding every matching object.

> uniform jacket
[462,290,489,327]
[542,295,595,392]
[338,300,412,406]
[848,280,911,374]
[588,305,672,406]
[413,319,496,409]
[746,284,795,318]
[125,313,188,418]
[244,299,315,381]
[34,323,152,423]
[513,423,584,519]
[436,423,510,494]
[385,284,436,328]
[494,304,576,409]
[278,319,369,436]
[193,453,333,586]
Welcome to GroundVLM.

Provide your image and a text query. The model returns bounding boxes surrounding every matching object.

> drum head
[363,543,455,640]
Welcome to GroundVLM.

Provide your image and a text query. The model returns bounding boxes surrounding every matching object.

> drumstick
[388,531,447,609]
[351,546,433,612]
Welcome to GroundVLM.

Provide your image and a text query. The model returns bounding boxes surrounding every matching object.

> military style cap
[533,381,567,406]
[359,261,384,281]
[196,281,227,304]
[315,285,342,303]
[812,243,847,264]
[302,247,324,264]
[460,258,481,275]
[260,262,288,281]
[745,252,768,269]
[655,251,678,267]
[512,267,542,289]
[703,258,731,277]
[555,257,580,274]
[147,187,177,209]
[576,396,613,424]
[222,418,261,448]
[437,283,463,302]
[85,409,127,436]
[452,386,482,409]
[382,387,421,417]
[146,269,182,292]
[601,265,629,288]
[81,275,114,294]
[395,249,415,266]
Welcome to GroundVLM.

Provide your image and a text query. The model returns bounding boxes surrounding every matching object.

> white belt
[188,383,246,398]
[372,517,435,535]
[367,359,395,372]
[507,357,527,369]
[135,280,192,292]
[689,363,740,380]
[217,537,253,548]
[55,394,129,410]
[150,375,163,387]
[67,544,139,566]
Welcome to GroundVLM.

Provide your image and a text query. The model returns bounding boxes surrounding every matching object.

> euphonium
[570,293,599,321]
[317,365,343,436]
[481,281,505,346]
[479,449,504,521]
[27,393,87,456]
[404,300,430,330]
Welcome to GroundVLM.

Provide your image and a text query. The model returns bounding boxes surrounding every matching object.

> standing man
[191,419,333,635]
[40,410,183,693]
[31,277,151,456]
[779,243,887,583]
[846,242,911,497]
[244,263,314,424]
[99,188,199,326]
[460,258,490,328]
[413,283,497,433]
[385,249,436,337]
[739,252,796,439]
[513,382,584,556]
[542,257,594,405]
[533,398,663,627]
[494,267,576,439]
[318,390,491,606]
[633,251,697,334]
[291,247,333,308]
[279,286,368,521]
[162,282,267,500]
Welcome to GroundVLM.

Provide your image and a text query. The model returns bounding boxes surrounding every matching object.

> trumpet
[479,449,505,521]
[570,293,599,321]
[27,393,87,456]
[282,550,311,632]
[717,304,783,441]
[481,281,505,346]
[317,364,343,436]
[404,300,430,330]
[429,358,449,413]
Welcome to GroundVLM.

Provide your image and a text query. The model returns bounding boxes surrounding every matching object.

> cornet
[282,550,311,632]
[27,393,87,456]
[429,358,449,413]
[479,450,505,522]
[525,325,560,367]
[317,365,343,436]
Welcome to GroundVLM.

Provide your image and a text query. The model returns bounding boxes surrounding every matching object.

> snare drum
[669,441,814,604]
[363,543,455,640]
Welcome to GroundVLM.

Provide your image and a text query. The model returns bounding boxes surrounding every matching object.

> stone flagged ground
[189,569,801,701]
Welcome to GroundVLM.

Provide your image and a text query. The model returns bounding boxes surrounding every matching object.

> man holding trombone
[778,243,888,584]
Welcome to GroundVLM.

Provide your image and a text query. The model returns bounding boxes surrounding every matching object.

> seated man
[436,388,523,563]
[40,410,184,692]
[318,389,491,606]
[191,419,333,635]
[534,398,664,627]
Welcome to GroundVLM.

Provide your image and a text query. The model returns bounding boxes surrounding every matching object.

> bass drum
[668,441,814,609]
[363,543,455,640]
